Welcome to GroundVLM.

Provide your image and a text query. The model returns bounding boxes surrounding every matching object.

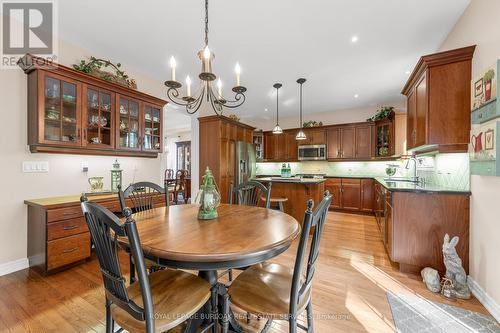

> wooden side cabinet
[325,177,374,213]
[25,193,166,274]
[402,46,475,153]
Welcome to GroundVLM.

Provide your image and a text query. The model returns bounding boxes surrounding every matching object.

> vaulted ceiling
[59,0,470,127]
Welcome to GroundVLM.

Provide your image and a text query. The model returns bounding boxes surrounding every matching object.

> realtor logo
[1,0,57,68]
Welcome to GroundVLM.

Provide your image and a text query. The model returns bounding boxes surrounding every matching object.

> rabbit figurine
[442,234,471,299]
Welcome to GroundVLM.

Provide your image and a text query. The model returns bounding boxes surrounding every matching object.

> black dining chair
[118,182,169,283]
[224,180,272,283]
[80,196,213,333]
[229,180,272,208]
[228,191,333,333]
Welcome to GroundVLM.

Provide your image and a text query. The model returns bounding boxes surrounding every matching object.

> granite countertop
[256,174,470,194]
[255,177,325,184]
[374,177,471,195]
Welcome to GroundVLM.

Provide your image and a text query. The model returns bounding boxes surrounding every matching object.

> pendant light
[296,78,307,140]
[272,83,283,134]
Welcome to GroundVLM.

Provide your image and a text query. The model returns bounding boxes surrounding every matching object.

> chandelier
[164,0,247,115]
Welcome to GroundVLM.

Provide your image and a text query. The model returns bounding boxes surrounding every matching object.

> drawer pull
[63,211,79,216]
[63,247,79,254]
[63,225,79,231]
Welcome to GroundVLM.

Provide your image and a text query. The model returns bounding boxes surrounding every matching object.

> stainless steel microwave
[298,145,326,161]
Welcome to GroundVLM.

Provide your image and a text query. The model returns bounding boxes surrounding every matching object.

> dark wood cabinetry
[199,115,254,203]
[19,54,166,157]
[402,46,475,153]
[379,188,470,274]
[374,112,395,157]
[326,123,374,160]
[25,193,166,274]
[263,130,299,161]
[325,177,373,213]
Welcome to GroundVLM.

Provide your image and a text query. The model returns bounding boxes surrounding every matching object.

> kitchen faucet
[404,154,420,183]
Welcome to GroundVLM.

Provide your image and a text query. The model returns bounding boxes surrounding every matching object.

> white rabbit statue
[442,234,471,299]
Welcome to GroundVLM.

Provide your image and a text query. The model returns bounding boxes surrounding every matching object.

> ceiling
[59,0,470,127]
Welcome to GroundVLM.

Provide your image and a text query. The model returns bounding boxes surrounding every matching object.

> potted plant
[367,106,394,122]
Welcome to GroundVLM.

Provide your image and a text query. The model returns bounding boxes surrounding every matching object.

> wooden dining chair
[229,180,272,208]
[228,191,333,333]
[172,169,189,204]
[118,181,169,213]
[118,182,169,283]
[80,197,213,333]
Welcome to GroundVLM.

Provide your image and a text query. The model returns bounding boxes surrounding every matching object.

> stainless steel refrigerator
[235,141,256,185]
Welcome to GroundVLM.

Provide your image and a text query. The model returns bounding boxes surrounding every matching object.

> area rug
[387,291,500,333]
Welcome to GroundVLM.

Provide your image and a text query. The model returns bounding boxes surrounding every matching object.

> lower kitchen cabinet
[325,177,373,213]
[381,189,470,274]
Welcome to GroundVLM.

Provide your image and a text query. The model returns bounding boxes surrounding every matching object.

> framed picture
[485,128,494,150]
[474,78,484,97]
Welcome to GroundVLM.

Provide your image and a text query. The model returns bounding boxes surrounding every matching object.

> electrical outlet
[22,161,49,173]
[81,162,89,172]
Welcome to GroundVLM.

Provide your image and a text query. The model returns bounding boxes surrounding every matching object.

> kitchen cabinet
[285,132,298,160]
[19,54,166,158]
[324,178,342,209]
[263,130,298,161]
[325,177,374,213]
[300,128,326,145]
[402,45,475,153]
[360,179,374,212]
[355,125,374,159]
[326,123,374,160]
[374,113,395,157]
[199,115,254,203]
[379,187,470,274]
[264,132,277,160]
[374,182,385,230]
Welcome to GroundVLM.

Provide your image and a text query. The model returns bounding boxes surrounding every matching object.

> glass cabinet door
[85,87,113,148]
[42,74,80,145]
[143,105,162,151]
[118,97,140,150]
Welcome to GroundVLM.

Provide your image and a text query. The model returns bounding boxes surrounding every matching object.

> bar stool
[261,196,288,212]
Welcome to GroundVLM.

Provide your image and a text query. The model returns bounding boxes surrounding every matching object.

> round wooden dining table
[122,203,301,332]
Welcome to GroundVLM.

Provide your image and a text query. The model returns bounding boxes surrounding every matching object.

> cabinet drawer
[341,178,361,185]
[47,218,88,241]
[47,233,90,271]
[99,200,122,213]
[47,206,83,222]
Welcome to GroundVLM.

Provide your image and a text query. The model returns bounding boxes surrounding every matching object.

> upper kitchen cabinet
[263,130,298,161]
[19,54,167,158]
[327,123,374,160]
[300,128,326,145]
[402,46,476,153]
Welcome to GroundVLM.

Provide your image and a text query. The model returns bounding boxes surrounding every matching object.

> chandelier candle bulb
[186,76,192,96]
[169,56,176,81]
[235,63,241,86]
[217,79,222,97]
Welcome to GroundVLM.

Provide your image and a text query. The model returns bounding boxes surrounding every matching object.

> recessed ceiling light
[351,35,359,43]
[264,108,268,112]
[354,94,359,98]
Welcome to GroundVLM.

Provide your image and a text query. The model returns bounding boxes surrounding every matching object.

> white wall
[439,0,500,318]
[0,40,169,266]
[245,100,406,130]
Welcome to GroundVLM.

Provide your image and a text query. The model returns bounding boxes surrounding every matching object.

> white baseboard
[468,277,500,322]
[0,258,29,277]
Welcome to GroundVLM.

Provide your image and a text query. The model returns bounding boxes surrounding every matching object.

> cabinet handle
[63,247,79,254]
[63,211,78,216]
[63,225,78,231]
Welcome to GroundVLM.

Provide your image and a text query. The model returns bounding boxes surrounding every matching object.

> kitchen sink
[383,177,420,184]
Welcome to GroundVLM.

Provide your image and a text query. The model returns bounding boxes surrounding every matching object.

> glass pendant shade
[273,125,283,134]
[273,83,283,135]
[295,129,307,140]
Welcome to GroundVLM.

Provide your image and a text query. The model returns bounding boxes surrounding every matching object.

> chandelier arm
[185,85,206,114]
[207,87,224,115]
[166,87,191,107]
[217,92,246,109]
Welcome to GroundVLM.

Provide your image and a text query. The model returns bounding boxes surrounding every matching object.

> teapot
[471,132,483,153]
[88,176,104,193]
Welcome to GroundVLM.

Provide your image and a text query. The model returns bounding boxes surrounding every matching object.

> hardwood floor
[0,212,491,332]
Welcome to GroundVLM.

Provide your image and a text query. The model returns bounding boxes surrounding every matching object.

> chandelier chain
[204,0,209,46]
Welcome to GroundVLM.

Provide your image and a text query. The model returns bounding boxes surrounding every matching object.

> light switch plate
[22,161,49,173]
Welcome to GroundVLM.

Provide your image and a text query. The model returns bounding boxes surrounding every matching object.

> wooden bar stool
[261,196,288,212]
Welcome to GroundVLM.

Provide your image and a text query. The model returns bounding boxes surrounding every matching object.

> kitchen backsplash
[256,161,404,177]
[416,153,470,190]
[256,153,470,191]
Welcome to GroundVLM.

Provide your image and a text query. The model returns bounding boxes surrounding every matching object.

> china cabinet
[374,112,395,157]
[19,54,166,157]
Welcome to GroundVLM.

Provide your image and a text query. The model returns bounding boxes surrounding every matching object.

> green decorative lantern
[195,167,221,220]
[110,159,123,193]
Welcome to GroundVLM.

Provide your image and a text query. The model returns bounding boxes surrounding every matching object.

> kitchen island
[256,177,325,224]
